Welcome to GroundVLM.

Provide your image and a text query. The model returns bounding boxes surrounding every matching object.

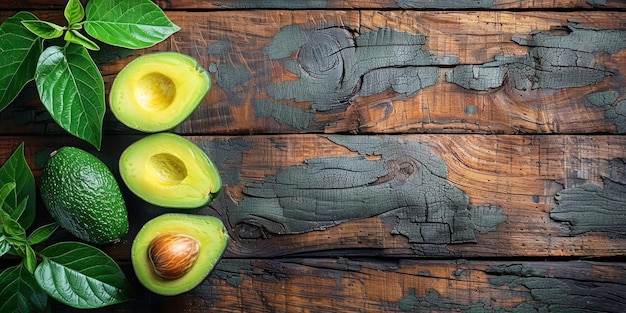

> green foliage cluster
[0,0,181,311]
[0,144,135,312]
[0,0,180,149]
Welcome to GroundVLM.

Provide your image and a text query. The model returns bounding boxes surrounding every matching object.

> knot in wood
[297,30,346,80]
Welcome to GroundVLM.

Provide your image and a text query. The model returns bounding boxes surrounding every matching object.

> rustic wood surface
[0,10,625,136]
[2,0,626,10]
[1,1,625,312]
[47,259,626,313]
[4,133,625,260]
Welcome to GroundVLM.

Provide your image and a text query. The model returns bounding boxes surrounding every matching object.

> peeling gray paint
[401,263,626,312]
[407,244,458,256]
[395,0,495,9]
[608,158,626,184]
[207,40,251,105]
[398,288,494,312]
[207,39,231,55]
[587,0,607,5]
[485,263,626,313]
[513,24,626,54]
[486,264,549,278]
[470,205,508,233]
[585,91,626,133]
[605,100,626,133]
[464,105,478,115]
[212,259,254,287]
[551,176,626,235]
[337,257,362,272]
[398,282,625,313]
[586,90,620,107]
[221,135,505,246]
[551,158,626,235]
[358,66,441,98]
[253,98,316,130]
[207,25,459,129]
[198,137,253,186]
[263,26,457,116]
[447,23,626,91]
[210,0,328,8]
[208,62,251,95]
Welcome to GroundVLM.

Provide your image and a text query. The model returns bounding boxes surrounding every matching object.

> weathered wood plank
[48,259,626,313]
[211,134,626,258]
[2,2,624,312]
[2,134,625,259]
[1,10,625,136]
[2,0,625,10]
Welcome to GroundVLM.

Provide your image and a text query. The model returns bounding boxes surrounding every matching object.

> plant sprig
[0,0,180,150]
[0,143,135,312]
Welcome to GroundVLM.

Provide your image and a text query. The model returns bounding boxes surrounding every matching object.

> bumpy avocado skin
[131,213,229,296]
[40,147,129,245]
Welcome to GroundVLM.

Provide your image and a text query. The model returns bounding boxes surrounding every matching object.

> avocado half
[119,132,221,208]
[109,52,210,132]
[131,213,229,296]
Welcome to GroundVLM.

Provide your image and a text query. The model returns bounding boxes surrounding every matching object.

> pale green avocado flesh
[119,132,222,208]
[131,213,229,296]
[109,52,211,132]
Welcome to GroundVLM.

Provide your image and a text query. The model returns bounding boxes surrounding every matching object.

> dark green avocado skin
[40,147,129,245]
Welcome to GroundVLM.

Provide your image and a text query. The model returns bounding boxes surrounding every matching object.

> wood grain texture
[1,10,625,136]
[1,0,625,10]
[50,259,626,313]
[2,134,624,259]
[1,2,625,312]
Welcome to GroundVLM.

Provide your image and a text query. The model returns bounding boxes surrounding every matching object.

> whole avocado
[40,147,129,245]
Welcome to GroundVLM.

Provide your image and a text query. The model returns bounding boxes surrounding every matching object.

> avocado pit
[109,51,211,132]
[131,213,229,296]
[148,232,200,280]
[119,133,222,208]
[135,72,176,111]
[147,153,188,186]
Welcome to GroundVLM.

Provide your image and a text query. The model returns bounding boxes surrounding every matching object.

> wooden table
[1,1,626,312]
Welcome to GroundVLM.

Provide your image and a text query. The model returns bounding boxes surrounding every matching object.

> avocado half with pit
[109,52,210,132]
[119,132,221,208]
[132,213,229,296]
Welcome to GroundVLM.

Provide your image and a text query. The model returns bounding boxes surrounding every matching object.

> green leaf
[34,242,134,309]
[4,235,28,263]
[83,0,180,49]
[20,20,65,40]
[35,45,104,150]
[0,11,43,112]
[64,29,100,51]
[23,245,37,274]
[0,182,16,208]
[0,143,36,229]
[27,223,58,245]
[8,244,27,257]
[12,197,29,225]
[64,0,85,25]
[0,265,49,313]
[0,235,10,257]
[0,185,27,246]
[3,217,25,240]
